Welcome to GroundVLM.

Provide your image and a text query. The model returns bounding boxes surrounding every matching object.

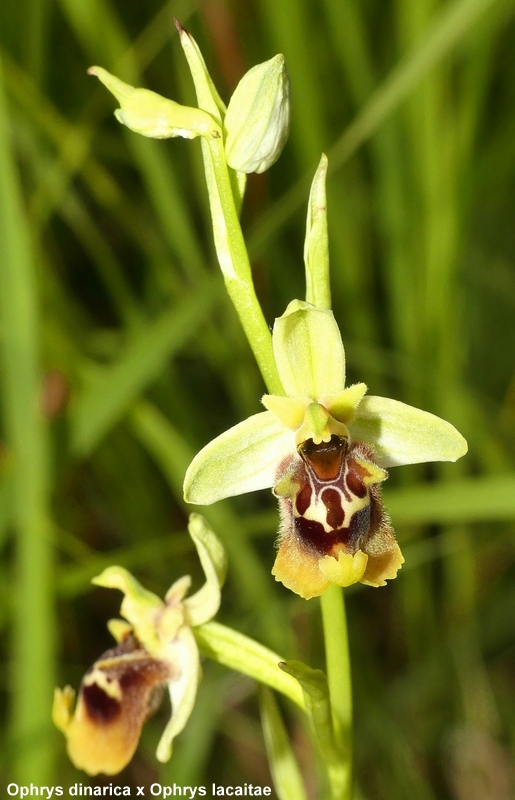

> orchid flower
[53,514,226,775]
[184,301,468,600]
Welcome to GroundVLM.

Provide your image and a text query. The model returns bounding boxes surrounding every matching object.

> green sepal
[183,411,293,504]
[351,395,469,467]
[273,301,346,399]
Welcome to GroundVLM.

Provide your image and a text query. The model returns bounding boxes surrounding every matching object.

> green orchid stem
[320,586,353,800]
[204,135,283,396]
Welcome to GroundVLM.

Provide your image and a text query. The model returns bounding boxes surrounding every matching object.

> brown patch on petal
[64,636,175,776]
[299,435,347,480]
[322,487,345,529]
[345,461,368,498]
[295,482,312,516]
[82,681,121,725]
[295,515,334,554]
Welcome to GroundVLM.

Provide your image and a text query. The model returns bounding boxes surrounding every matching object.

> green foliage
[1,0,514,796]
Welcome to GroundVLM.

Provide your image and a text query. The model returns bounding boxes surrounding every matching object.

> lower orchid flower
[184,300,468,600]
[53,514,226,775]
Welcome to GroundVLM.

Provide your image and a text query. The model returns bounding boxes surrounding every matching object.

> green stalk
[304,155,352,795]
[202,134,283,396]
[320,586,353,800]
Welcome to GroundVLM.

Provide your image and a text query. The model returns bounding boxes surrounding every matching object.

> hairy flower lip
[272,438,402,598]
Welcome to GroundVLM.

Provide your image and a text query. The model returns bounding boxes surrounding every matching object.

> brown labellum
[62,635,175,776]
[272,435,404,598]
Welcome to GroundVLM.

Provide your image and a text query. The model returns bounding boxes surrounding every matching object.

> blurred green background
[1,0,515,796]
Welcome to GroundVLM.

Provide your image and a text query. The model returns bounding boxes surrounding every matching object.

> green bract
[184,301,468,598]
[304,154,331,310]
[53,514,226,775]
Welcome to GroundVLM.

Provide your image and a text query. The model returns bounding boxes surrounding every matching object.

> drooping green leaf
[280,660,349,800]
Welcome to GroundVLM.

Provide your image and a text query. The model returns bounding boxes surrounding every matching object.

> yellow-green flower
[184,301,467,600]
[53,514,226,775]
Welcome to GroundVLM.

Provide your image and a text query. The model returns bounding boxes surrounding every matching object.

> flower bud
[88,66,219,140]
[224,55,291,174]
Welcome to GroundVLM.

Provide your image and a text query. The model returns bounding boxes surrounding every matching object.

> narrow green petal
[92,567,162,614]
[262,394,308,430]
[91,567,164,657]
[273,301,346,398]
[183,514,227,627]
[350,396,468,467]
[183,411,293,505]
[323,382,368,423]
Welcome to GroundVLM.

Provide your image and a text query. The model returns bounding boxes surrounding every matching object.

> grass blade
[260,688,308,800]
[0,57,55,782]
